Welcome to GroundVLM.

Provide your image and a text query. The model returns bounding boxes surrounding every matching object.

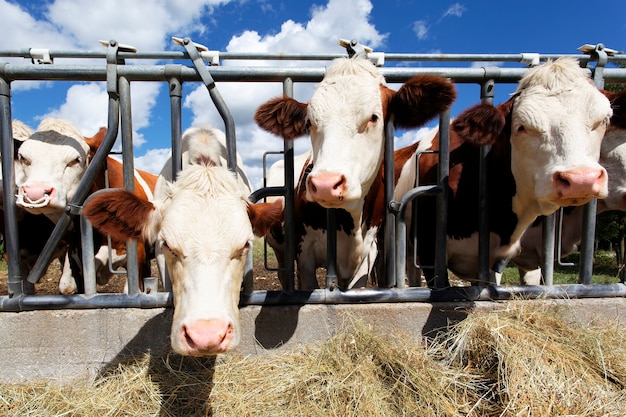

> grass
[500,250,622,285]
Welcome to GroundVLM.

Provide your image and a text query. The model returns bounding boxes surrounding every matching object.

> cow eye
[516,125,526,133]
[240,239,252,257]
[18,153,30,166]
[592,116,610,131]
[67,157,82,167]
[370,114,379,123]
[161,240,183,259]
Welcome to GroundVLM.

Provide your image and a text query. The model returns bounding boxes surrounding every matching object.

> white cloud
[441,3,466,19]
[4,0,387,189]
[413,20,429,40]
[134,148,172,174]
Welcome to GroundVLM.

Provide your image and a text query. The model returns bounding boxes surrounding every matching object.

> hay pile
[1,301,626,416]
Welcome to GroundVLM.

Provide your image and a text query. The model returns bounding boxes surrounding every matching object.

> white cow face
[509,59,610,219]
[305,60,387,212]
[598,126,626,212]
[153,166,253,356]
[15,128,90,221]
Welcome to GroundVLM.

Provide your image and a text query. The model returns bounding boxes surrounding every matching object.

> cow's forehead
[20,134,90,159]
[160,194,251,252]
[309,75,383,120]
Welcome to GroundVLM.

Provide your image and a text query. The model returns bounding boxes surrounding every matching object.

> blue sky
[2,0,625,188]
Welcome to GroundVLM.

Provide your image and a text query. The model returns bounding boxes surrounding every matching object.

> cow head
[598,88,626,212]
[453,58,610,228]
[255,57,456,213]
[14,119,103,222]
[84,165,282,356]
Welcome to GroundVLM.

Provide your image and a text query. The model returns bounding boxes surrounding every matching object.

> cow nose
[18,183,55,207]
[552,167,607,200]
[307,173,347,203]
[181,319,234,355]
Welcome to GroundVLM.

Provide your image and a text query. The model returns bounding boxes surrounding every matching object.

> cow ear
[84,127,107,154]
[254,96,309,140]
[247,199,283,237]
[451,101,508,146]
[83,189,156,242]
[603,89,626,129]
[389,75,457,128]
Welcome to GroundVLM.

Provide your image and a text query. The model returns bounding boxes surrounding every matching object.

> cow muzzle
[178,318,236,356]
[16,184,55,209]
[551,167,608,205]
[307,172,347,206]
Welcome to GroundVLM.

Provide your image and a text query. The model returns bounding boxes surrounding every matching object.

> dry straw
[1,300,625,416]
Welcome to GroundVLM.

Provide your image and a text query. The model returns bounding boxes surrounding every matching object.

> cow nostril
[553,172,571,189]
[333,176,346,190]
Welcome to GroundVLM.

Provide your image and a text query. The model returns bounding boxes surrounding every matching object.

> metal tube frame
[0,43,625,311]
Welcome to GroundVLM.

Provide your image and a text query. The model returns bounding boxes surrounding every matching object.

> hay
[1,302,626,416]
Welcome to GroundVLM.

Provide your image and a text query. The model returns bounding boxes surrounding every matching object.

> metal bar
[2,64,625,84]
[478,77,496,284]
[281,78,296,291]
[180,38,237,173]
[118,75,140,295]
[579,44,608,285]
[434,110,451,287]
[384,121,396,287]
[165,65,183,178]
[0,74,24,296]
[541,214,556,285]
[4,49,626,64]
[2,282,625,311]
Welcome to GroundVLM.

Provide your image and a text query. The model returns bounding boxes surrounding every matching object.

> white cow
[512,87,626,284]
[83,164,282,356]
[255,56,457,289]
[393,58,611,286]
[13,119,158,294]
[154,125,252,287]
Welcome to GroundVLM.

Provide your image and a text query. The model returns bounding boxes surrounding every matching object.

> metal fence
[2,38,626,311]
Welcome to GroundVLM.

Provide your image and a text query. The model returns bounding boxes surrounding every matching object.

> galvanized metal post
[282,78,296,292]
[479,73,496,284]
[118,75,140,295]
[165,64,183,179]
[579,44,608,284]
[541,214,556,285]
[384,120,396,287]
[27,40,122,287]
[0,73,24,296]
[434,109,450,288]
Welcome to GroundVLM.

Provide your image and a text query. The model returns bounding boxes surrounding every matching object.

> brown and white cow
[83,164,282,356]
[394,57,611,286]
[255,56,457,289]
[510,87,626,284]
[154,125,253,287]
[13,119,158,294]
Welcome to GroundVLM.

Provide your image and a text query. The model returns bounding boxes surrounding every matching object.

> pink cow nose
[18,183,55,206]
[552,168,607,200]
[307,173,347,203]
[181,319,234,355]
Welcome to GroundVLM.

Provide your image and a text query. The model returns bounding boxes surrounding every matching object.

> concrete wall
[1,298,625,383]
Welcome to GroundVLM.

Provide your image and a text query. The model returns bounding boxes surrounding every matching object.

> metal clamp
[520,52,540,67]
[338,38,384,66]
[578,43,616,89]
[29,48,53,64]
[172,36,220,65]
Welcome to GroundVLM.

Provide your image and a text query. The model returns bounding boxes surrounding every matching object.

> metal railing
[1,39,626,311]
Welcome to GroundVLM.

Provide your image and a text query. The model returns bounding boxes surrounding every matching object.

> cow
[510,87,626,284]
[394,57,612,287]
[12,119,158,294]
[154,125,253,287]
[83,164,283,356]
[254,56,457,289]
